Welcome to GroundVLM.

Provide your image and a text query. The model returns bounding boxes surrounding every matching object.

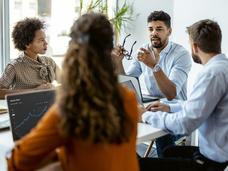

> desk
[137,123,167,144]
[137,123,167,157]
[0,123,166,171]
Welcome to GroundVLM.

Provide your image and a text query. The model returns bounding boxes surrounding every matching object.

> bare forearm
[0,84,55,99]
[153,69,176,100]
[0,89,30,99]
[115,61,126,75]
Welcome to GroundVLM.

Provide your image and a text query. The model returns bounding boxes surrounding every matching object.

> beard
[191,49,202,64]
[151,36,168,49]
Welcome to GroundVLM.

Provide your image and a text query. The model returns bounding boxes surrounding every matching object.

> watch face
[153,64,161,72]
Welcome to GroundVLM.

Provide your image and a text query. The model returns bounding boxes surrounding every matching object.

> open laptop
[6,89,55,141]
[118,75,159,104]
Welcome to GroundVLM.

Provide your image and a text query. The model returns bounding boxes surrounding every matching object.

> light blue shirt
[142,54,228,163]
[126,41,192,100]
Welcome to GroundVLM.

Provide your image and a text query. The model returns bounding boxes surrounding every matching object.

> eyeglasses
[122,34,137,60]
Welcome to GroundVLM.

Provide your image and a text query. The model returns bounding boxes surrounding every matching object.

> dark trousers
[139,146,228,171]
[155,134,183,157]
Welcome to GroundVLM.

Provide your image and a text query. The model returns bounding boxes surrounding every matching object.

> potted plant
[79,0,136,44]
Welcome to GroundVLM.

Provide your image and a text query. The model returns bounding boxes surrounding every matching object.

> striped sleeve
[0,64,16,88]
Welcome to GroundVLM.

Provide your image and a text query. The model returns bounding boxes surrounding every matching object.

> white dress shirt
[142,54,228,163]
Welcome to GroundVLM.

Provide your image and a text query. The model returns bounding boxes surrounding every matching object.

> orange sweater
[7,87,139,171]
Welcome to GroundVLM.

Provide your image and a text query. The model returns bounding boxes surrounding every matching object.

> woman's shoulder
[38,105,60,126]
[120,85,137,101]
[7,55,25,67]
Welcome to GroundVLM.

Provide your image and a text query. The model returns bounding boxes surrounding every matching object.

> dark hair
[57,12,133,144]
[12,18,45,51]
[147,11,171,28]
[187,19,222,54]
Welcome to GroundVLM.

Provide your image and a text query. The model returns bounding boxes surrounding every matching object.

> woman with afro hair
[0,18,59,99]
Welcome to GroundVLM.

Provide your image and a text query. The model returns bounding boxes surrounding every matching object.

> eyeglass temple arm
[129,41,137,56]
[122,34,131,47]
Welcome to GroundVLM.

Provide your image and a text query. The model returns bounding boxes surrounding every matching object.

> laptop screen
[118,74,159,103]
[121,80,143,105]
[6,89,55,141]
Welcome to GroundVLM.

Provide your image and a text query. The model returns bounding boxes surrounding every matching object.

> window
[9,0,80,67]
[0,0,10,73]
[1,0,114,71]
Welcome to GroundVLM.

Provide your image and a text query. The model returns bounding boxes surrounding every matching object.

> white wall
[172,0,228,96]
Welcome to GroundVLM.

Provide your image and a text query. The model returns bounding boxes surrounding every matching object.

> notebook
[118,74,159,104]
[6,89,55,141]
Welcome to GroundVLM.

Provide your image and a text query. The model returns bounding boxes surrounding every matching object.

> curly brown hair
[12,18,45,51]
[57,12,133,143]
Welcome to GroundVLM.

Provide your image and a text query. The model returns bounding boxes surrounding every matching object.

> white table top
[137,122,167,144]
[0,123,167,147]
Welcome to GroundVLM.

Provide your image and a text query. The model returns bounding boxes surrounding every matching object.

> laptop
[118,74,159,104]
[6,89,55,141]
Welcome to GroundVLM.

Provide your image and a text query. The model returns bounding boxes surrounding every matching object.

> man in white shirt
[113,10,192,157]
[139,19,228,170]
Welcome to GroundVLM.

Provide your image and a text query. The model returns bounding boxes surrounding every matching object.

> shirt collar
[20,52,44,65]
[205,53,224,66]
[160,41,172,55]
[149,41,172,57]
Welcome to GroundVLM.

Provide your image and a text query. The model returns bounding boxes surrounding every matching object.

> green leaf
[87,0,103,12]
[78,0,138,43]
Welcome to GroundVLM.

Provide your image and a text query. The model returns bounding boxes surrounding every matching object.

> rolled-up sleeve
[169,51,192,96]
[160,100,183,113]
[169,103,182,113]
[142,111,167,130]
[126,52,142,78]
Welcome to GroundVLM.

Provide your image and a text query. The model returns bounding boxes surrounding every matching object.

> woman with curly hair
[7,12,139,171]
[0,18,59,99]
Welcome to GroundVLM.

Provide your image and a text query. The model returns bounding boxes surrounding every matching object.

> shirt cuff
[141,111,152,123]
[169,103,182,113]
[141,111,166,130]
[160,100,182,113]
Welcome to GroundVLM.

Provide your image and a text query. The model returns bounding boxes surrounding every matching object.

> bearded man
[113,10,192,157]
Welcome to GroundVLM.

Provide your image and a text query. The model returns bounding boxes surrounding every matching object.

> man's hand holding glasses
[112,45,125,64]
[112,34,137,62]
[137,44,160,69]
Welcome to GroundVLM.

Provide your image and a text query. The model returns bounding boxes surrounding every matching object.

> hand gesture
[137,44,160,68]
[146,101,170,112]
[111,45,126,63]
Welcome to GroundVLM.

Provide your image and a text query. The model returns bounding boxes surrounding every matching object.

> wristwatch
[152,63,161,72]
